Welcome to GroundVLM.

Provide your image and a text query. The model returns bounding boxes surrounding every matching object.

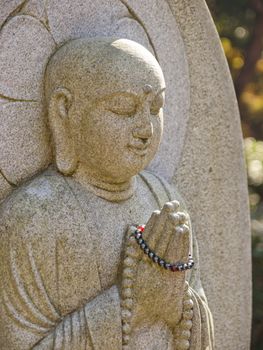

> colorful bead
[153,256,159,263]
[132,227,195,273]
[135,232,142,239]
[171,264,178,272]
[158,259,165,266]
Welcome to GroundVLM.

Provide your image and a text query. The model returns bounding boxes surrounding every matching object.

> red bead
[171,265,178,272]
[137,225,145,232]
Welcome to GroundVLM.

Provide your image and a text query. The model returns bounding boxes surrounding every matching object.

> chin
[108,150,155,182]
[120,159,152,180]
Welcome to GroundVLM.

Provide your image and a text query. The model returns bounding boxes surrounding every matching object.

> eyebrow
[94,88,165,106]
[93,91,138,105]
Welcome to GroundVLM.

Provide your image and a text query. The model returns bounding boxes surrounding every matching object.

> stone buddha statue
[0,38,214,349]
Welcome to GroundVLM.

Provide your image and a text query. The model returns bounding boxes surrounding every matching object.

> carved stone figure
[0,1,252,349]
[0,37,214,349]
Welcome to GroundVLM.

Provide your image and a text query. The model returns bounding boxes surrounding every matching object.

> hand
[121,200,191,331]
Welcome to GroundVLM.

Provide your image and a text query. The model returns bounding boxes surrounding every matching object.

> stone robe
[0,169,213,349]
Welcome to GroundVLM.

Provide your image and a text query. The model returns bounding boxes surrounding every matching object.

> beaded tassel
[174,282,194,350]
[133,226,194,272]
[121,232,138,348]
[121,226,195,349]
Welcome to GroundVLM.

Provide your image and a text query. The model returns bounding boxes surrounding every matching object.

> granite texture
[0,102,51,184]
[0,1,251,349]
[0,37,213,349]
[0,0,190,192]
[0,0,25,28]
[168,2,252,349]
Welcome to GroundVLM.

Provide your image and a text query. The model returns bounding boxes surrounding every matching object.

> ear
[48,87,77,175]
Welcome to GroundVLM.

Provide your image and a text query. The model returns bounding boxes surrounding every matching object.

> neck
[72,166,137,202]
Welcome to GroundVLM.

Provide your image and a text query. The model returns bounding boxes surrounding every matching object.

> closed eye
[104,93,137,117]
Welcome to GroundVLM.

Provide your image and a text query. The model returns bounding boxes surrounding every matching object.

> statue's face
[76,78,164,183]
[46,38,165,183]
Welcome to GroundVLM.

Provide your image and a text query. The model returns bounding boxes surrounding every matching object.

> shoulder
[139,170,187,208]
[0,171,80,238]
[0,171,68,215]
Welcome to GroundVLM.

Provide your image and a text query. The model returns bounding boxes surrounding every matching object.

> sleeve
[32,286,122,350]
[0,251,121,350]
[186,235,215,350]
[147,172,215,349]
[172,184,215,349]
[0,182,122,350]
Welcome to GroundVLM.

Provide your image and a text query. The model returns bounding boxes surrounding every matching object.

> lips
[128,140,150,156]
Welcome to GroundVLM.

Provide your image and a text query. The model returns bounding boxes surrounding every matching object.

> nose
[132,110,153,142]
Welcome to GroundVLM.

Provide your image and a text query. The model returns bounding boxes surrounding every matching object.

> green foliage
[216,0,250,14]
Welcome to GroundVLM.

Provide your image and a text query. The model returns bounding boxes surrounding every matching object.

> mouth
[128,144,149,156]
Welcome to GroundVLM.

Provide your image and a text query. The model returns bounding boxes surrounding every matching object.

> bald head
[45,37,165,104]
[45,37,165,180]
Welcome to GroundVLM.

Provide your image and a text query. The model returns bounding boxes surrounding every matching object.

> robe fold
[0,169,213,349]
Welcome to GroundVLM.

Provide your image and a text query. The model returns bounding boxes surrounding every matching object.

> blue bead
[164,263,171,270]
[153,256,159,263]
[144,247,149,254]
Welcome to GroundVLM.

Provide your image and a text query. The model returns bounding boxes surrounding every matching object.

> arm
[167,180,215,349]
[32,286,122,350]
[0,178,122,350]
[120,201,214,349]
[135,171,214,348]
[0,224,122,350]
[172,207,214,349]
[0,275,121,350]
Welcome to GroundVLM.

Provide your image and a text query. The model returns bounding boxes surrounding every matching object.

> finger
[177,211,188,225]
[176,224,190,261]
[128,211,160,263]
[147,202,174,250]
[171,200,180,212]
[143,210,160,241]
[164,223,190,263]
[155,212,179,256]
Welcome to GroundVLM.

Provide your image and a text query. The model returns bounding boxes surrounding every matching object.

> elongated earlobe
[48,87,77,175]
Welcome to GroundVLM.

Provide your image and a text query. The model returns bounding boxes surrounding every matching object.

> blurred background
[206,1,263,349]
